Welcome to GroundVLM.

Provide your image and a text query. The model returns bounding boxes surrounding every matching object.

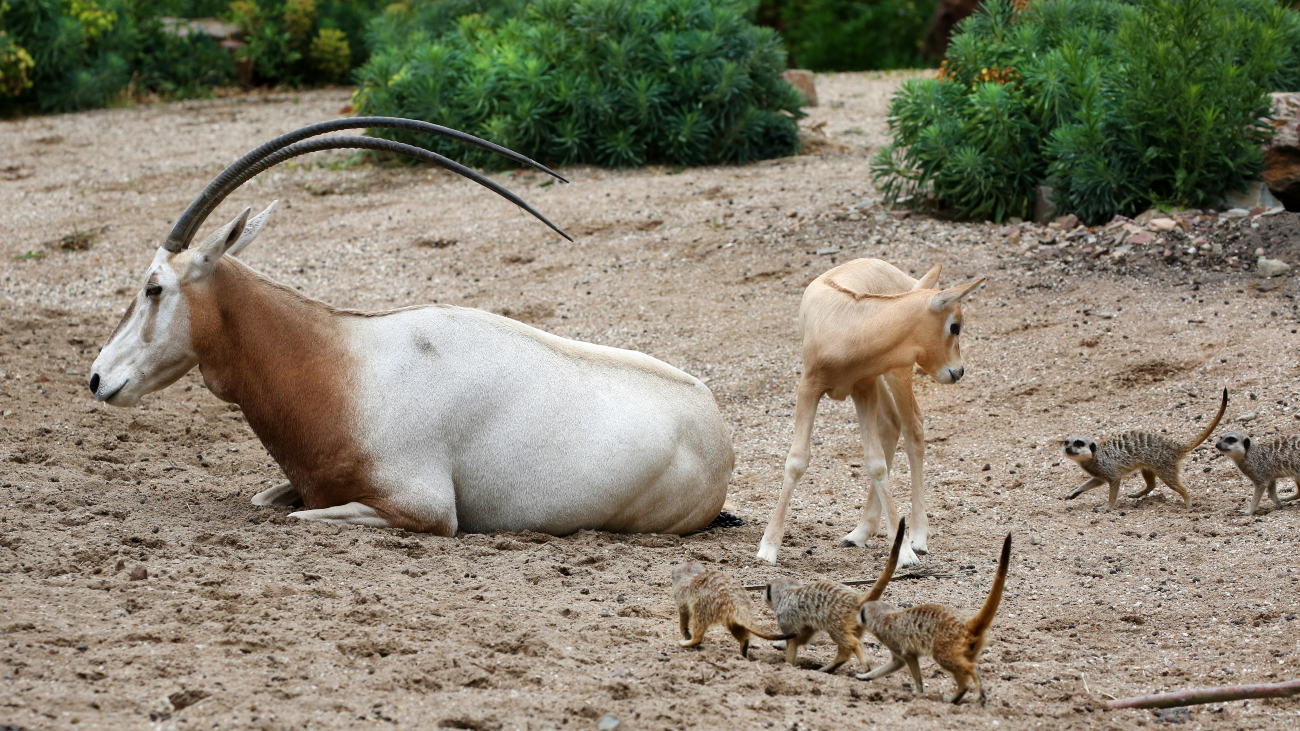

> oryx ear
[227,201,277,258]
[189,207,252,278]
[911,264,942,291]
[928,277,986,312]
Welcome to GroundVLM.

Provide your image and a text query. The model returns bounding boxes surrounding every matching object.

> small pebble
[1031,534,1043,545]
[981,463,991,471]
[598,714,621,731]
[129,566,148,581]
[1237,413,1257,423]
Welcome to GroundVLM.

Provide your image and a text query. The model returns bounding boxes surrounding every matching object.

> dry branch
[1106,679,1300,710]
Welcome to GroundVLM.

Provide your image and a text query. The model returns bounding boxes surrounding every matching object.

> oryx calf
[90,118,734,536]
[757,258,984,566]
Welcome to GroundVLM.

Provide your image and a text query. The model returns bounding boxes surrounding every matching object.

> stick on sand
[1106,679,1300,710]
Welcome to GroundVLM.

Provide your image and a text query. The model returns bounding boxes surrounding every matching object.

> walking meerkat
[1063,388,1228,509]
[855,532,1012,705]
[761,520,907,674]
[671,563,793,658]
[1214,432,1300,515]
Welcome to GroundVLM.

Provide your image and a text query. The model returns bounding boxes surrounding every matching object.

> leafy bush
[0,0,238,112]
[355,0,803,169]
[872,0,1299,224]
[757,0,939,71]
[227,0,385,86]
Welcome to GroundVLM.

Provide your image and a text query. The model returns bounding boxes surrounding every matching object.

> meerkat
[761,520,907,674]
[1063,387,1228,509]
[855,532,1011,705]
[671,562,793,658]
[1214,432,1300,515]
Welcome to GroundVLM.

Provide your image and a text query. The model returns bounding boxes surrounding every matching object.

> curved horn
[163,117,569,252]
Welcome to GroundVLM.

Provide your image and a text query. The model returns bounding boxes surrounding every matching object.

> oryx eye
[950,322,961,336]
[145,283,163,298]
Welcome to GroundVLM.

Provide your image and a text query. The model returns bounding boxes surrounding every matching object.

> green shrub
[0,0,239,112]
[354,0,804,168]
[758,0,939,71]
[310,26,350,81]
[872,0,1298,224]
[227,0,385,86]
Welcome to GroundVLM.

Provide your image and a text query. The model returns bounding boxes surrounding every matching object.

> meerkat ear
[1243,437,1251,450]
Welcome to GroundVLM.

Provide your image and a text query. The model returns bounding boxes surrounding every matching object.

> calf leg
[290,502,392,528]
[888,370,929,555]
[845,381,919,567]
[759,380,823,564]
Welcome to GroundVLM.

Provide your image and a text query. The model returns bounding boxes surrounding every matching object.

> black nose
[952,366,964,382]
[88,374,99,394]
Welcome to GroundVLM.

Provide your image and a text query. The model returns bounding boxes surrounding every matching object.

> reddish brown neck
[184,260,371,508]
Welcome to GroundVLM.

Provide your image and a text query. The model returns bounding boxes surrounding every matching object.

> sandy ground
[1,72,1299,731]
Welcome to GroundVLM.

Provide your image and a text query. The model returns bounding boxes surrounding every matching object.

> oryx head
[89,116,571,407]
[908,264,985,385]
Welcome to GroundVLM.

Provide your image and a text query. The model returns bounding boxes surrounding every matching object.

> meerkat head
[1215,432,1251,461]
[1063,436,1098,462]
[762,577,800,607]
[671,562,707,589]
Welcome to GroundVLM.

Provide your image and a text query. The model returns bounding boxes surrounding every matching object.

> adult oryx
[89,117,734,536]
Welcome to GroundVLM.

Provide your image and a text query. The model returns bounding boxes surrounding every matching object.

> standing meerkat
[671,563,793,658]
[1063,388,1228,509]
[855,532,1012,705]
[1214,432,1300,515]
[761,520,907,674]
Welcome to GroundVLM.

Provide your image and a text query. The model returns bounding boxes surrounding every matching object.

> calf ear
[188,207,252,279]
[928,277,986,312]
[227,201,278,258]
[911,264,941,291]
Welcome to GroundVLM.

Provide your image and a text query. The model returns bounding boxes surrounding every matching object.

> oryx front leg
[758,381,823,564]
[289,502,393,528]
[251,481,302,508]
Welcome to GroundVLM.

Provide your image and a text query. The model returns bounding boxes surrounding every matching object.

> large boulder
[1264,92,1300,208]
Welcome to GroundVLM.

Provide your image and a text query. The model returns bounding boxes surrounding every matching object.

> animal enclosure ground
[2,74,1299,731]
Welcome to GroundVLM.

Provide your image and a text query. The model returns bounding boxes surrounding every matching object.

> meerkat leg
[785,630,814,666]
[678,616,709,648]
[1267,478,1286,510]
[1248,479,1270,515]
[1066,477,1105,500]
[856,654,906,681]
[973,666,987,706]
[819,643,855,674]
[904,655,925,695]
[936,655,976,704]
[758,379,824,564]
[853,637,869,671]
[678,606,691,640]
[1155,465,1191,508]
[1128,469,1158,499]
[727,624,752,659]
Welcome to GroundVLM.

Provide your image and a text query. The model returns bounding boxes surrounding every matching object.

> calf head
[909,274,985,385]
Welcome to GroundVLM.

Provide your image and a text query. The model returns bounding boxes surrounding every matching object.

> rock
[1006,230,1021,248]
[1154,707,1190,724]
[1054,213,1080,230]
[1134,209,1159,225]
[598,714,622,731]
[814,248,840,255]
[1031,534,1043,545]
[1237,413,1257,423]
[890,210,911,220]
[1264,92,1300,207]
[1127,232,1154,246]
[1148,217,1177,231]
[1221,208,1250,220]
[781,70,818,107]
[129,566,148,581]
[1221,181,1281,210]
[1033,185,1056,224]
[1258,257,1291,277]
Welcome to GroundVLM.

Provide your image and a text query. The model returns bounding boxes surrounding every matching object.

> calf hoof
[897,545,921,569]
[756,540,780,565]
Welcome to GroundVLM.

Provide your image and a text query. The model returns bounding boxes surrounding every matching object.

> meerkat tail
[966,532,1012,639]
[860,518,907,605]
[736,623,796,642]
[1183,387,1229,453]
